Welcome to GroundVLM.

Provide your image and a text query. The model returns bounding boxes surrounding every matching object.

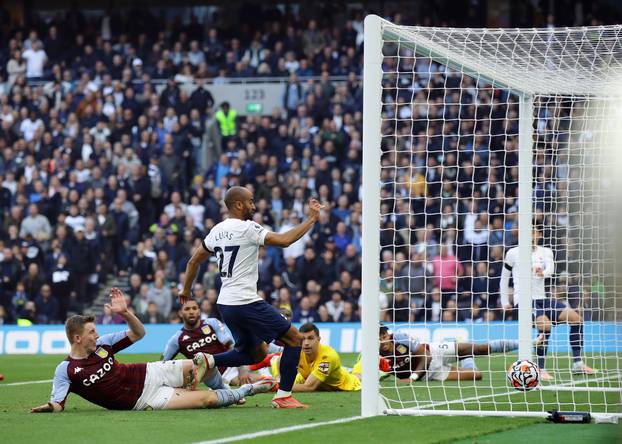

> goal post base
[383,408,621,423]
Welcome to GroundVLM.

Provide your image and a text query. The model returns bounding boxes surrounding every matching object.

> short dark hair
[299,322,319,336]
[379,325,389,336]
[182,299,200,308]
[65,315,95,344]
[224,186,249,210]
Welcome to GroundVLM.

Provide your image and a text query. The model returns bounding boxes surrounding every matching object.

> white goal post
[361,14,622,421]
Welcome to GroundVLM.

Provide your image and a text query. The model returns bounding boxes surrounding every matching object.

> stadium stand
[0,4,612,325]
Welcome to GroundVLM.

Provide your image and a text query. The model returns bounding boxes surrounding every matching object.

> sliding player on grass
[378,326,525,382]
[162,299,260,386]
[180,186,323,408]
[31,288,274,413]
[500,228,594,381]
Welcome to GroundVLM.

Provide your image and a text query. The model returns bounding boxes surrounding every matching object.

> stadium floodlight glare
[361,14,622,421]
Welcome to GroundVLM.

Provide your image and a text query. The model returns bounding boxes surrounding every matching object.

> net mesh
[375,22,621,416]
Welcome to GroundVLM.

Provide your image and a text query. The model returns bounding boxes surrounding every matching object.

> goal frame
[360,14,620,420]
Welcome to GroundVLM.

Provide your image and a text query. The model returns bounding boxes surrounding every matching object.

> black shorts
[217,300,291,352]
[533,298,568,323]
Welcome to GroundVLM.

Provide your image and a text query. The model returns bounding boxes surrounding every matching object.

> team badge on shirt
[396,345,407,354]
[318,362,330,374]
[201,326,211,335]
[95,347,108,358]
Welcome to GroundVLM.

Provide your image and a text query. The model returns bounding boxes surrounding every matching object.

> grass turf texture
[0,353,619,444]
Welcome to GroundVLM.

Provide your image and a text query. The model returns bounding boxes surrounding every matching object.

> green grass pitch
[0,353,620,444]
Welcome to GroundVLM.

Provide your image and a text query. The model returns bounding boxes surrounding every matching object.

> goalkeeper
[265,323,361,392]
[378,326,526,382]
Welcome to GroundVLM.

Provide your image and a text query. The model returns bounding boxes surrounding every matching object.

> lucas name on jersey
[213,231,234,243]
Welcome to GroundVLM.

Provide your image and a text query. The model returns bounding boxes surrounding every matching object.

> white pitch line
[192,416,365,444]
[0,379,52,387]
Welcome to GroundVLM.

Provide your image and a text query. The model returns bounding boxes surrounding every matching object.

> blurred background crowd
[0,1,617,325]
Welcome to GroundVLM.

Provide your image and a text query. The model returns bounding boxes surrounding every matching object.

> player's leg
[163,377,276,410]
[445,366,483,381]
[148,357,220,391]
[211,304,268,368]
[534,309,553,381]
[456,340,519,357]
[557,304,594,374]
[221,367,239,386]
[244,301,306,408]
[274,324,304,404]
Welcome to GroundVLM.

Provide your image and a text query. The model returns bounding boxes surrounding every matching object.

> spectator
[139,301,167,324]
[34,284,59,324]
[19,204,52,241]
[97,304,125,324]
[50,254,72,319]
[339,301,359,322]
[292,296,318,324]
[147,271,172,318]
[279,212,309,260]
[22,40,47,80]
[431,245,464,306]
[6,50,26,88]
[325,291,345,322]
[214,101,237,148]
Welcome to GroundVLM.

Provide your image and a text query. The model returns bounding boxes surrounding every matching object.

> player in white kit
[180,186,323,408]
[500,229,594,381]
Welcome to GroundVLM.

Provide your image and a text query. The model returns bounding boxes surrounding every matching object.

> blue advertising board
[0,322,620,355]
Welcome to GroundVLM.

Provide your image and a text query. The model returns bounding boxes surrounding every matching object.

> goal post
[517,93,534,363]
[361,14,622,420]
[361,13,383,418]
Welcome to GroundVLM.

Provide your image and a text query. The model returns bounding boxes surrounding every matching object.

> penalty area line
[193,415,365,444]
[0,379,52,387]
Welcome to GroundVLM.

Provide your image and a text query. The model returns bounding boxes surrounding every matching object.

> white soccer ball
[507,359,540,391]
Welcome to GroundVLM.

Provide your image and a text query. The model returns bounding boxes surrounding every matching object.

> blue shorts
[533,299,568,323]
[217,300,291,352]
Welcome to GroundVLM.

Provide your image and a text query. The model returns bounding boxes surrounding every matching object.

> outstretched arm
[541,249,555,278]
[408,344,431,382]
[264,199,323,248]
[31,401,63,413]
[293,373,323,392]
[32,362,69,413]
[500,265,511,308]
[180,245,211,304]
[108,287,145,343]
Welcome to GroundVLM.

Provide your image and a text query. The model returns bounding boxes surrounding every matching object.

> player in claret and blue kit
[30,288,274,413]
[180,186,323,408]
[378,326,527,382]
[162,299,264,386]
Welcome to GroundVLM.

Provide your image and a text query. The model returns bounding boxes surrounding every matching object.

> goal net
[361,15,622,421]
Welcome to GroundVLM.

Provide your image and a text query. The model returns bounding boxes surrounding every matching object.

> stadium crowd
[0,5,606,326]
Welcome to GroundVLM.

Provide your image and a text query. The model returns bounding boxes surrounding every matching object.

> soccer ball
[507,359,540,391]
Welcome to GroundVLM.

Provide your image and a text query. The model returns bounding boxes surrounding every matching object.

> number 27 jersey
[203,218,268,305]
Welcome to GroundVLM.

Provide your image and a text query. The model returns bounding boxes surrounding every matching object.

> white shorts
[425,341,457,382]
[220,366,272,385]
[221,367,238,384]
[134,361,185,410]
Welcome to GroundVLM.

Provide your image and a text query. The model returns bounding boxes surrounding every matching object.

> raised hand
[307,198,325,222]
[106,287,129,315]
[178,289,192,305]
